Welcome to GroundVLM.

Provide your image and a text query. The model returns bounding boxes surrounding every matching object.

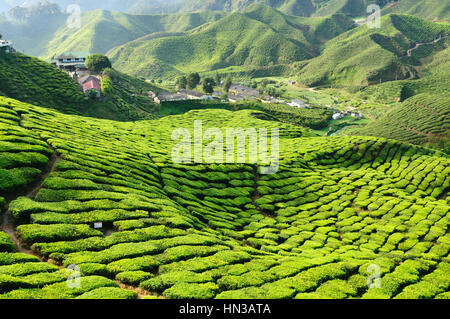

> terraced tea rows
[0,96,449,299]
[353,93,450,150]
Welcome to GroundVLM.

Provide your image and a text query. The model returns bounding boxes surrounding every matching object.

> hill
[41,10,226,60]
[108,4,356,79]
[0,95,449,299]
[350,93,450,153]
[0,51,163,121]
[0,51,87,112]
[296,14,450,87]
[381,0,450,21]
[0,4,225,58]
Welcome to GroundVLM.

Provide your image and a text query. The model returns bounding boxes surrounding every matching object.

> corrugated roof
[56,52,90,59]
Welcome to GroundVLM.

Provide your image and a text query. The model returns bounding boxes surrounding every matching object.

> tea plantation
[0,96,448,299]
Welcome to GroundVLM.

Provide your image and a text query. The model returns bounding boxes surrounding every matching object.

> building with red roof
[83,78,101,97]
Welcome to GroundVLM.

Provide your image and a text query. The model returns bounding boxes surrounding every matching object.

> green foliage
[85,54,112,72]
[0,93,449,300]
[100,75,114,95]
[76,287,137,299]
[202,77,216,94]
[187,73,201,90]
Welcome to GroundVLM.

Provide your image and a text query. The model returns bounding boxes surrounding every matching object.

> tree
[223,77,232,93]
[202,78,216,94]
[101,76,114,95]
[86,89,99,100]
[214,73,221,86]
[177,76,187,89]
[187,72,201,89]
[85,54,112,73]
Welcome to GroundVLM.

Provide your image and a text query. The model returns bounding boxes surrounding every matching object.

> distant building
[288,99,309,108]
[154,91,187,104]
[178,89,203,100]
[83,78,101,97]
[332,113,344,120]
[351,113,363,119]
[229,84,259,99]
[0,40,13,53]
[200,95,218,101]
[228,94,244,103]
[78,75,100,86]
[52,52,90,71]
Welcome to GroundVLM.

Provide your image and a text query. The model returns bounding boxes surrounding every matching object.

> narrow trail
[404,34,448,80]
[406,34,447,57]
[1,152,61,257]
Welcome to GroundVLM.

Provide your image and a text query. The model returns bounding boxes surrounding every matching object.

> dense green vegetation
[0,95,448,299]
[296,14,450,87]
[0,4,225,58]
[0,0,449,301]
[0,52,87,111]
[0,51,163,121]
[108,4,356,79]
[351,93,450,152]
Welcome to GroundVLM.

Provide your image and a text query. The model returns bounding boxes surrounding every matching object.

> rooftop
[55,51,90,60]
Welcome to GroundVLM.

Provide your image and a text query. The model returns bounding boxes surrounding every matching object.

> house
[154,92,187,104]
[228,94,245,103]
[177,89,203,100]
[351,113,363,119]
[288,99,309,108]
[229,84,259,99]
[78,75,100,86]
[83,78,101,97]
[200,95,218,101]
[52,52,90,71]
[0,40,13,53]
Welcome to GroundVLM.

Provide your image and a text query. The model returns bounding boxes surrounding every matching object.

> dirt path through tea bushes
[1,152,61,256]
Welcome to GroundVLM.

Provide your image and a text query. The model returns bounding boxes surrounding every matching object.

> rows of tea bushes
[0,97,141,299]
[0,53,87,113]
[352,93,449,151]
[0,96,448,299]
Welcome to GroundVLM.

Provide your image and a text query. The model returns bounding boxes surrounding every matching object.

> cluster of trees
[176,72,232,94]
[248,79,283,98]
[85,54,112,73]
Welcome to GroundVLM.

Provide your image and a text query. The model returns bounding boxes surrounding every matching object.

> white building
[0,40,13,53]
[288,99,309,108]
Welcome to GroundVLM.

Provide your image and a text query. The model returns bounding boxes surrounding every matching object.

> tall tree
[85,54,112,73]
[223,76,232,93]
[177,76,187,89]
[202,78,216,94]
[187,72,200,89]
[214,73,221,86]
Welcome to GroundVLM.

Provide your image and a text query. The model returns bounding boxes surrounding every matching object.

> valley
[0,0,449,301]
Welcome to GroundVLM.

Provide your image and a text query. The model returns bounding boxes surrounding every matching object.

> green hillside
[350,93,450,152]
[0,52,87,112]
[173,0,316,16]
[382,0,450,21]
[108,4,356,79]
[0,51,163,121]
[296,14,450,87]
[0,5,225,59]
[0,95,449,299]
[41,10,226,60]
